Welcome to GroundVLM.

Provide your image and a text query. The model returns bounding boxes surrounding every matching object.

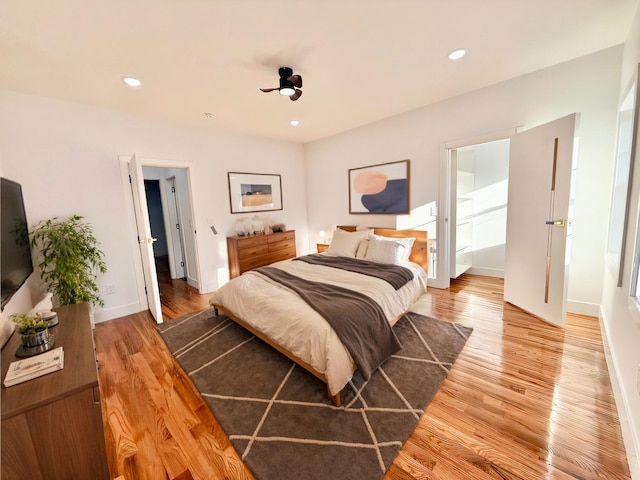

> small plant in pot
[30,214,107,308]
[10,313,51,347]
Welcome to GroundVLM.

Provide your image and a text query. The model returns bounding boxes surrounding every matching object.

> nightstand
[317,243,330,253]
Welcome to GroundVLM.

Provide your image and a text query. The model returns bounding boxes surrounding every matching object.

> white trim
[599,307,640,479]
[93,301,142,323]
[138,157,203,291]
[566,299,600,317]
[119,155,205,320]
[437,128,517,290]
[467,267,504,278]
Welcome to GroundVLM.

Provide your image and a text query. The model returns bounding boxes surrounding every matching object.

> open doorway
[120,155,201,324]
[449,139,510,280]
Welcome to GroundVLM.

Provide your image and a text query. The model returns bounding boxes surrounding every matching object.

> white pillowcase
[364,236,407,264]
[364,234,416,264]
[355,237,370,258]
[395,237,416,263]
[326,229,369,257]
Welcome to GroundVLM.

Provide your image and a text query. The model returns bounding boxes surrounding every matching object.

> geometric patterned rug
[157,308,472,480]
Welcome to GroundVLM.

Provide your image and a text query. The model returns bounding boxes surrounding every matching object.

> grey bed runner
[254,266,402,380]
[293,254,413,290]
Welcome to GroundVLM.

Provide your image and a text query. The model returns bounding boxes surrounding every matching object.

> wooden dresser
[227,230,296,278]
[1,303,109,480]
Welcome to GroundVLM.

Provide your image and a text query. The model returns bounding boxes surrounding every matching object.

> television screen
[1,177,34,309]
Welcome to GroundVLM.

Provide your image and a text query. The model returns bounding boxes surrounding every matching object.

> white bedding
[209,256,427,396]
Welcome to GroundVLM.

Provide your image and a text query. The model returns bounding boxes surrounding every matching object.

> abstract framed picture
[228,172,283,214]
[349,160,410,214]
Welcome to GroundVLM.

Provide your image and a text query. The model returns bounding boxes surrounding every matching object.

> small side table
[317,243,330,253]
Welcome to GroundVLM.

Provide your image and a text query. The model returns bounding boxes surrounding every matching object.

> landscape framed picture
[228,172,283,214]
[349,159,410,214]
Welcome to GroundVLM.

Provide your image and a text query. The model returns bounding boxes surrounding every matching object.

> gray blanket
[293,254,414,290]
[254,266,401,380]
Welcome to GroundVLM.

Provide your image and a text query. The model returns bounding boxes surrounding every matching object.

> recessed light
[122,76,142,87]
[448,49,466,60]
[290,120,300,126]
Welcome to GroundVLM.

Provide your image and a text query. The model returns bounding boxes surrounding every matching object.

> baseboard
[599,307,640,479]
[187,276,198,290]
[93,301,142,323]
[466,267,504,278]
[566,299,600,317]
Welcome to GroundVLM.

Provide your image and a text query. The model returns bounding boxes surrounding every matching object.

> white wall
[0,91,307,324]
[468,140,510,277]
[600,2,640,477]
[305,46,622,313]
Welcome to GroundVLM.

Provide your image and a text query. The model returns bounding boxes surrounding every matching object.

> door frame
[119,155,202,316]
[437,127,518,289]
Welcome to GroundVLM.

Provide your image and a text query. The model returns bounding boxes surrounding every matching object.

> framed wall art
[228,172,283,214]
[348,159,410,214]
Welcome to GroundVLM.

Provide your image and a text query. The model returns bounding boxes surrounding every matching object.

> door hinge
[129,175,132,184]
[180,261,184,267]
[176,223,180,230]
[171,186,175,193]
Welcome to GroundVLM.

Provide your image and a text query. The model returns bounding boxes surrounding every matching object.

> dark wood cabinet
[227,230,296,278]
[1,303,109,480]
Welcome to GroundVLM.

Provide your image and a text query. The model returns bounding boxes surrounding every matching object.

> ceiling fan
[260,66,302,101]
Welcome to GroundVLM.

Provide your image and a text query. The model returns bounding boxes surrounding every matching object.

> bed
[209,226,428,406]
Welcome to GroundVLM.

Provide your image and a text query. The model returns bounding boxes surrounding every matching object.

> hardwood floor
[95,273,632,479]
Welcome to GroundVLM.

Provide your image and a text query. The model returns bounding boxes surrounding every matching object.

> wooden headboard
[337,226,428,271]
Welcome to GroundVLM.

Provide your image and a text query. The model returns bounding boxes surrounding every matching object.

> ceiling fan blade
[260,87,279,93]
[288,75,302,88]
[290,89,302,101]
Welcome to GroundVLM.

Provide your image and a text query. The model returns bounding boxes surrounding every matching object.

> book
[3,347,64,387]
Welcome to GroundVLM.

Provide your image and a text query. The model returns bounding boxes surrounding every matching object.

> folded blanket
[293,254,413,290]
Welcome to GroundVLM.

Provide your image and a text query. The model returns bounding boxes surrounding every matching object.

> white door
[166,177,186,279]
[128,154,164,324]
[504,114,578,327]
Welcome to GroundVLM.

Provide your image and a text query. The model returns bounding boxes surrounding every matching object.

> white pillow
[364,236,407,264]
[355,237,370,258]
[326,229,369,257]
[395,237,416,262]
[364,235,416,264]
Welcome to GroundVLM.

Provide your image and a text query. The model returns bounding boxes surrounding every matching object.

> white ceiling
[1,0,637,144]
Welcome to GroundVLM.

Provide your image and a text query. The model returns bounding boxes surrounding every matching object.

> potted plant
[10,313,51,347]
[30,215,107,307]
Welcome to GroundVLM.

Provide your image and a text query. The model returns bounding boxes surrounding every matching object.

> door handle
[545,219,566,227]
[146,237,158,244]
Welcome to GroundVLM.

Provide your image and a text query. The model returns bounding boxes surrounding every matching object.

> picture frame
[228,172,283,214]
[348,160,410,214]
[606,63,640,287]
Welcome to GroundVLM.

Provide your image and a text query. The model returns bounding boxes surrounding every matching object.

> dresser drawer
[228,230,296,278]
[268,231,295,243]
[269,238,296,253]
[238,244,269,257]
[239,253,275,272]
[236,235,268,248]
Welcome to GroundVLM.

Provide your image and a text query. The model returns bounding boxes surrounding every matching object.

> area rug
[158,308,472,480]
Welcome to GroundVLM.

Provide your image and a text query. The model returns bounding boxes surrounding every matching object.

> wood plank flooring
[94,273,632,479]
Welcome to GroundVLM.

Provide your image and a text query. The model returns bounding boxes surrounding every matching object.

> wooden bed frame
[211,227,428,406]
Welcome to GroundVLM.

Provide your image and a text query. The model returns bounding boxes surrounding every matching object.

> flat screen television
[1,177,34,310]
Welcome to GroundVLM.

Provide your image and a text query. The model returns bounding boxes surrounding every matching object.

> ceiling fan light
[279,87,295,96]
[122,76,142,87]
[448,49,466,60]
